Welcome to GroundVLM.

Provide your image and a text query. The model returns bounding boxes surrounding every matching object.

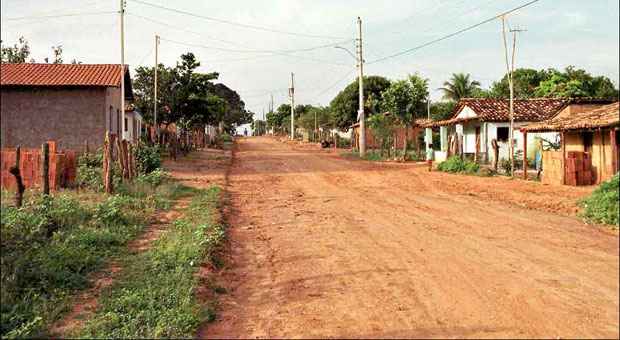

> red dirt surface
[200,136,618,339]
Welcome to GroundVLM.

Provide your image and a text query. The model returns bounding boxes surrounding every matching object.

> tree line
[263,66,619,138]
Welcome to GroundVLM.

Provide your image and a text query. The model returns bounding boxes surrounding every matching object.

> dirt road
[200,136,619,339]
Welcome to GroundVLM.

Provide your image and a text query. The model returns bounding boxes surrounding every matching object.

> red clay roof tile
[0,63,127,87]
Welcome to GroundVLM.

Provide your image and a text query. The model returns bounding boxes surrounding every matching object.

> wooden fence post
[121,140,130,179]
[127,142,135,179]
[9,145,25,207]
[523,131,528,180]
[103,132,113,193]
[491,139,499,171]
[41,142,50,195]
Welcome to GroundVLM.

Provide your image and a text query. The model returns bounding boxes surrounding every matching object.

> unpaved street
[200,137,619,339]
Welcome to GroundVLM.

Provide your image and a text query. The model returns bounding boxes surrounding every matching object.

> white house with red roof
[422,98,615,164]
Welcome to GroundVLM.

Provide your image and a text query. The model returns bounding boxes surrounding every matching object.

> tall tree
[438,73,481,101]
[330,75,391,130]
[381,73,429,156]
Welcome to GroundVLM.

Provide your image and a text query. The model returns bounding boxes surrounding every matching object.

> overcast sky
[2,0,619,128]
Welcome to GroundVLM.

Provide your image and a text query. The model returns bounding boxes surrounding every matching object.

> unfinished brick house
[1,63,135,150]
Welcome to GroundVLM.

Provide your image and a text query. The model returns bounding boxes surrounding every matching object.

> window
[124,118,128,132]
[497,127,509,142]
[116,109,120,136]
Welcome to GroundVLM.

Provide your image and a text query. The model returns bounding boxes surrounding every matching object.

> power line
[128,0,346,40]
[133,15,353,53]
[4,10,117,21]
[367,0,541,65]
[160,37,349,66]
[309,68,356,103]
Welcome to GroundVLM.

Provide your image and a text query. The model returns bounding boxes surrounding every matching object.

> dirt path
[201,136,619,339]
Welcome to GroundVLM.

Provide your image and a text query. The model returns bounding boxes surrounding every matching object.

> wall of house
[564,129,616,184]
[484,122,558,161]
[1,87,110,150]
[104,86,123,137]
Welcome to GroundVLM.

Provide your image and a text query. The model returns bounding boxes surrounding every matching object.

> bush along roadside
[0,172,187,338]
[78,186,225,338]
[437,156,480,175]
[579,173,619,226]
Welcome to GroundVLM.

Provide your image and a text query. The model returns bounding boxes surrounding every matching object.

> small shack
[521,102,619,185]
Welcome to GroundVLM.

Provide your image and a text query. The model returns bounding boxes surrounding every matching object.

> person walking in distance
[426,143,434,171]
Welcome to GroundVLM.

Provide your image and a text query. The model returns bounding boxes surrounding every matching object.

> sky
[2,0,619,132]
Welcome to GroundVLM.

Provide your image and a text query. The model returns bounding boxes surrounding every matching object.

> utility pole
[289,72,295,140]
[153,34,159,143]
[119,0,126,141]
[357,16,366,158]
[501,16,525,177]
[314,108,317,142]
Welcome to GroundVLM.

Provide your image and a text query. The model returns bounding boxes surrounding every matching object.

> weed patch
[79,186,225,338]
[579,173,619,226]
[0,180,187,338]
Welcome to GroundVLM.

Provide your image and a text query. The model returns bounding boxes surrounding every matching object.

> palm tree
[438,73,481,101]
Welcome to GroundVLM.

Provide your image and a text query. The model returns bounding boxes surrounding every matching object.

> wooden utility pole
[501,16,526,177]
[154,34,160,143]
[289,72,295,139]
[357,16,366,158]
[41,142,50,195]
[119,0,126,141]
[9,145,25,207]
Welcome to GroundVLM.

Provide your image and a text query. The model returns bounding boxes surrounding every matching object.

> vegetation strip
[77,186,225,338]
[579,174,619,226]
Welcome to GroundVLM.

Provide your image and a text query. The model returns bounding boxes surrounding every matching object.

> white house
[123,104,143,143]
[423,98,615,163]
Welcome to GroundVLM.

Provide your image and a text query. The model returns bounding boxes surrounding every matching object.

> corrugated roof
[0,63,127,87]
[522,102,619,132]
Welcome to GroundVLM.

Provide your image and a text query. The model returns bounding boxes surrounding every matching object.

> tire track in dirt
[202,137,618,339]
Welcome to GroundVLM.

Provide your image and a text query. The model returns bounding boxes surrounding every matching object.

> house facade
[1,63,135,150]
[423,98,614,163]
[522,102,619,185]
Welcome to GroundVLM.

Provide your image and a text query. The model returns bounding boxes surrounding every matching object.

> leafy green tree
[297,106,332,141]
[489,66,619,99]
[381,73,428,156]
[367,113,397,156]
[430,101,457,121]
[1,37,31,63]
[488,68,549,98]
[438,73,481,101]
[330,76,391,130]
[266,104,291,134]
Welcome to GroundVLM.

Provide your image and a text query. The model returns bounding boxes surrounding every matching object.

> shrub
[76,151,104,190]
[500,157,512,174]
[437,156,479,174]
[437,156,465,173]
[136,169,170,187]
[579,173,619,226]
[134,144,162,174]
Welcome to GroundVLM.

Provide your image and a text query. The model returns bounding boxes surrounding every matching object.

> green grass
[0,177,188,338]
[341,149,422,161]
[78,186,225,338]
[579,173,619,226]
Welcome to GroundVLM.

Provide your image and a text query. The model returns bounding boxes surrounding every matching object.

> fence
[1,141,77,191]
